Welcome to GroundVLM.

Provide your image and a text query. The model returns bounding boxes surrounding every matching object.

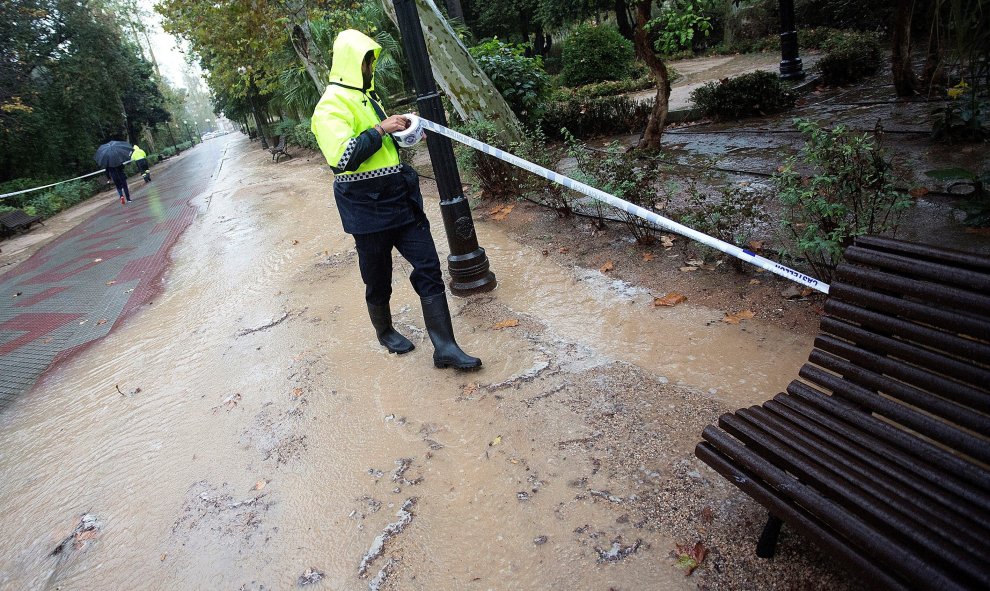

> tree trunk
[381,0,523,141]
[891,0,918,96]
[282,0,329,93]
[615,0,634,41]
[444,0,464,20]
[634,0,670,151]
[920,1,945,93]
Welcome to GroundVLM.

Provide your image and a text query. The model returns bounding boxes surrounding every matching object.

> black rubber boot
[421,294,481,370]
[368,302,414,354]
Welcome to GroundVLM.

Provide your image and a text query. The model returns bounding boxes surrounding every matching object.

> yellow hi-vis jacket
[131,145,147,161]
[311,29,423,235]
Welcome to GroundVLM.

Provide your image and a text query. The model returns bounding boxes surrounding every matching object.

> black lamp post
[778,0,805,80]
[393,0,496,295]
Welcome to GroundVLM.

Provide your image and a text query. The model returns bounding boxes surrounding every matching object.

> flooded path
[0,136,817,590]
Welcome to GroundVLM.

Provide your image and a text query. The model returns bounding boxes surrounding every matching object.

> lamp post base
[447,247,497,296]
[779,57,805,80]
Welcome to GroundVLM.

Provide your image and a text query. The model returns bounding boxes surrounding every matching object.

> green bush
[552,65,678,101]
[176,141,193,151]
[566,132,667,243]
[160,146,177,159]
[291,119,320,150]
[20,180,97,219]
[560,24,636,87]
[773,118,912,282]
[690,70,795,120]
[541,95,655,139]
[147,154,160,166]
[470,39,550,125]
[815,31,882,86]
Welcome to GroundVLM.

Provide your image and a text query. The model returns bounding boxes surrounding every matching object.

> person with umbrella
[95,139,134,204]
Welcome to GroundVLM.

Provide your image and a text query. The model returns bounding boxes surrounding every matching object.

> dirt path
[0,136,851,590]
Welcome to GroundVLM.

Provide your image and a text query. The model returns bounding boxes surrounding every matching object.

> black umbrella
[94,140,134,168]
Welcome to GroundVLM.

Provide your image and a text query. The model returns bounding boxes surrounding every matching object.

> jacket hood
[329,29,381,91]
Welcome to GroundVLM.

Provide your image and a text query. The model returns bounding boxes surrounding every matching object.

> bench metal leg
[756,514,783,558]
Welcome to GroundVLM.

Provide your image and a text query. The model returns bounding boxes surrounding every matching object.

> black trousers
[108,166,130,199]
[352,219,445,305]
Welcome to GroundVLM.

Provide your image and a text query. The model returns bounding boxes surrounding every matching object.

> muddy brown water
[0,136,811,590]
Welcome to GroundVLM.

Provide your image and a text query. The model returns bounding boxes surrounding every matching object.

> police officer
[311,29,481,371]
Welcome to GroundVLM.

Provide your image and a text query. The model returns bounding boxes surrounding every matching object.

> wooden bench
[269,136,289,163]
[695,235,990,591]
[0,209,44,238]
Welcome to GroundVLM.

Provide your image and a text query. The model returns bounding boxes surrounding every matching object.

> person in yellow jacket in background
[311,29,481,371]
[131,144,151,183]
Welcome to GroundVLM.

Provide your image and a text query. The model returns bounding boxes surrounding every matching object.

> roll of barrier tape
[392,113,424,148]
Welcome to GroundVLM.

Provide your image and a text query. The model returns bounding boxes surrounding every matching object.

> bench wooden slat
[830,283,990,342]
[835,264,990,315]
[726,407,990,564]
[851,236,990,273]
[814,333,990,413]
[787,381,990,492]
[799,364,990,463]
[766,398,990,526]
[823,299,990,365]
[820,317,990,403]
[695,442,913,591]
[700,426,978,591]
[809,345,990,435]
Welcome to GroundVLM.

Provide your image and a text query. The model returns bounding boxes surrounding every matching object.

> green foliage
[566,131,667,243]
[673,180,775,268]
[470,39,550,125]
[551,65,678,101]
[17,180,97,219]
[541,95,655,139]
[932,80,989,142]
[773,118,911,281]
[647,0,717,55]
[160,146,177,159]
[690,70,795,120]
[815,31,882,86]
[560,24,636,87]
[454,119,523,201]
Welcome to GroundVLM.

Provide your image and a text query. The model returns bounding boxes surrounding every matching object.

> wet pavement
[0,134,831,590]
[0,141,225,403]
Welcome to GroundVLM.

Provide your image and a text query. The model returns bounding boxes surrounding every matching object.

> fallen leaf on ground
[292,387,303,398]
[493,319,519,330]
[679,266,698,272]
[685,259,705,267]
[661,235,675,248]
[654,292,688,307]
[105,280,116,286]
[558,247,569,254]
[674,541,707,575]
[722,310,756,324]
[542,249,549,256]
[97,319,107,326]
[909,187,929,198]
[254,479,267,491]
[600,260,614,273]
[490,435,502,446]
[642,252,654,262]
[462,383,479,396]
[291,239,299,245]
[749,279,761,285]
[160,553,166,561]
[489,204,515,221]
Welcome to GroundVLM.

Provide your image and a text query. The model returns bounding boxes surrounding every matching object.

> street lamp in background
[181,119,193,143]
[778,0,805,79]
[392,0,497,295]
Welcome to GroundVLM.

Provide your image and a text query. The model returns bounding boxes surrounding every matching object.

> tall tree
[634,0,671,150]
[891,0,918,96]
[381,0,523,139]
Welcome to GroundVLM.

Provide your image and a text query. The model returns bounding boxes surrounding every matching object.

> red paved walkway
[0,140,226,404]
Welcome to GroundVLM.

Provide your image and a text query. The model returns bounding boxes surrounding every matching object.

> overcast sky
[145,13,203,90]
